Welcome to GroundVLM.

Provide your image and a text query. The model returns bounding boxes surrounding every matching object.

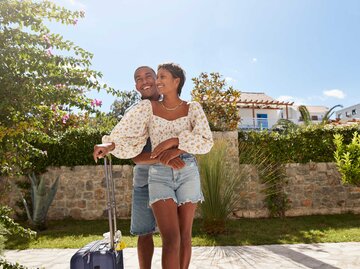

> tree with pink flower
[0,0,119,176]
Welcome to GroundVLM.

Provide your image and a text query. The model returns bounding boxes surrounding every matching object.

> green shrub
[239,124,360,164]
[192,72,241,131]
[334,131,360,186]
[238,124,360,216]
[29,126,132,174]
[0,205,35,268]
[198,140,243,234]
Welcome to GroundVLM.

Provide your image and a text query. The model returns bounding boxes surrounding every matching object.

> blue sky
[56,0,360,112]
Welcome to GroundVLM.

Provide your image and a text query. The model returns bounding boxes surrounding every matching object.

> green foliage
[239,124,360,164]
[0,0,119,176]
[298,104,343,126]
[0,259,29,269]
[6,214,360,249]
[238,142,289,217]
[238,124,360,216]
[192,72,241,131]
[0,206,36,239]
[0,223,6,255]
[298,105,311,125]
[0,205,35,268]
[28,126,131,174]
[322,104,343,124]
[272,119,298,133]
[110,90,141,120]
[334,131,360,186]
[16,173,60,231]
[197,140,244,234]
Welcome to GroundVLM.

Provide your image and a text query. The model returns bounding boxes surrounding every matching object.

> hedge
[238,124,360,164]
[30,127,132,173]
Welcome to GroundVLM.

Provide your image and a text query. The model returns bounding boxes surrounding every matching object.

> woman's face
[156,68,179,95]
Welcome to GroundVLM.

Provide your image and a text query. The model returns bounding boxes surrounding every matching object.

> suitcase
[70,155,124,269]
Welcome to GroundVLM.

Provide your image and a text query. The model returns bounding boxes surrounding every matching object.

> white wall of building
[238,108,279,129]
[336,104,360,120]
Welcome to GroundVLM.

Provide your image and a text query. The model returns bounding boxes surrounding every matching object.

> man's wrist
[95,142,115,151]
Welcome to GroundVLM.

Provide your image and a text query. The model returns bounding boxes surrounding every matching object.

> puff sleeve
[178,102,213,154]
[102,99,151,159]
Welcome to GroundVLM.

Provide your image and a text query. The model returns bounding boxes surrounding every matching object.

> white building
[290,105,329,124]
[335,104,360,121]
[237,92,293,130]
[237,92,330,130]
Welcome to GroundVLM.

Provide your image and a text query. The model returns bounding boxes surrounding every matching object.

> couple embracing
[93,63,213,269]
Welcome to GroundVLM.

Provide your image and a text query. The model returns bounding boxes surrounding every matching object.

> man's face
[134,67,158,100]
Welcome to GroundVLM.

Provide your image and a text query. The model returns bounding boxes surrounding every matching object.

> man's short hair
[133,66,156,81]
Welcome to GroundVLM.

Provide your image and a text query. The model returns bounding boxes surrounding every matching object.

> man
[93,66,184,269]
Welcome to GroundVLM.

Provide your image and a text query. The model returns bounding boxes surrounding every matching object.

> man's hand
[93,143,114,162]
[151,138,179,159]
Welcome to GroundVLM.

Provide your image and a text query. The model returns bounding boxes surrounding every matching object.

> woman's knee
[180,232,192,247]
[162,231,181,248]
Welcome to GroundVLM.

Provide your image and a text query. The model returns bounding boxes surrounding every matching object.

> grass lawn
[5,213,360,250]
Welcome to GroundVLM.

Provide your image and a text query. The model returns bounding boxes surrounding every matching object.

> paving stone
[2,243,360,269]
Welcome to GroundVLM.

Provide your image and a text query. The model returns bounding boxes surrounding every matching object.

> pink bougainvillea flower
[62,114,70,124]
[95,99,102,107]
[45,48,53,56]
[43,34,50,44]
[91,99,102,107]
[73,18,78,25]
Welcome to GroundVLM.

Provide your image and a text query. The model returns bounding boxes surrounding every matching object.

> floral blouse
[102,99,213,159]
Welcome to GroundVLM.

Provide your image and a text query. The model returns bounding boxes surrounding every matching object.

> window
[256,114,268,129]
[311,115,318,121]
[352,109,357,115]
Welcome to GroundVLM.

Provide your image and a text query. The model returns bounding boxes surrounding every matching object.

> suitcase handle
[104,155,117,249]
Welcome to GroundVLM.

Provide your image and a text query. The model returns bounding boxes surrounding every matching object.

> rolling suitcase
[70,155,124,269]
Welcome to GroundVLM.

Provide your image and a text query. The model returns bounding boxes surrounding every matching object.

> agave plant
[19,173,60,230]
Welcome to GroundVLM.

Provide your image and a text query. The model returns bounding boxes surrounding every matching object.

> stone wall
[284,162,360,216]
[3,131,360,220]
[232,162,360,218]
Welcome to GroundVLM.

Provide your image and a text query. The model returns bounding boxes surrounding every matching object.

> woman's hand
[151,138,179,158]
[157,148,182,165]
[93,142,115,162]
[167,157,186,170]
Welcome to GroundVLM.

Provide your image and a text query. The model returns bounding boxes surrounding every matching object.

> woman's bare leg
[151,199,180,269]
[178,202,197,269]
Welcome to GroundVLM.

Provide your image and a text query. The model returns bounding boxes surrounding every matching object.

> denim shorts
[130,165,156,236]
[148,154,204,206]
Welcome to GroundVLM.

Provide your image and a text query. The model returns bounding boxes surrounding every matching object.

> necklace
[160,100,184,111]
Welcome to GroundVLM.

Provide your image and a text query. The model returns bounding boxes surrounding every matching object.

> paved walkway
[3,242,360,269]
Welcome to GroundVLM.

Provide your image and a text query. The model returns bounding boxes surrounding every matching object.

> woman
[100,63,213,269]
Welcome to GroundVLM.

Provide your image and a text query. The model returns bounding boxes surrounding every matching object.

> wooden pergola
[237,99,294,120]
